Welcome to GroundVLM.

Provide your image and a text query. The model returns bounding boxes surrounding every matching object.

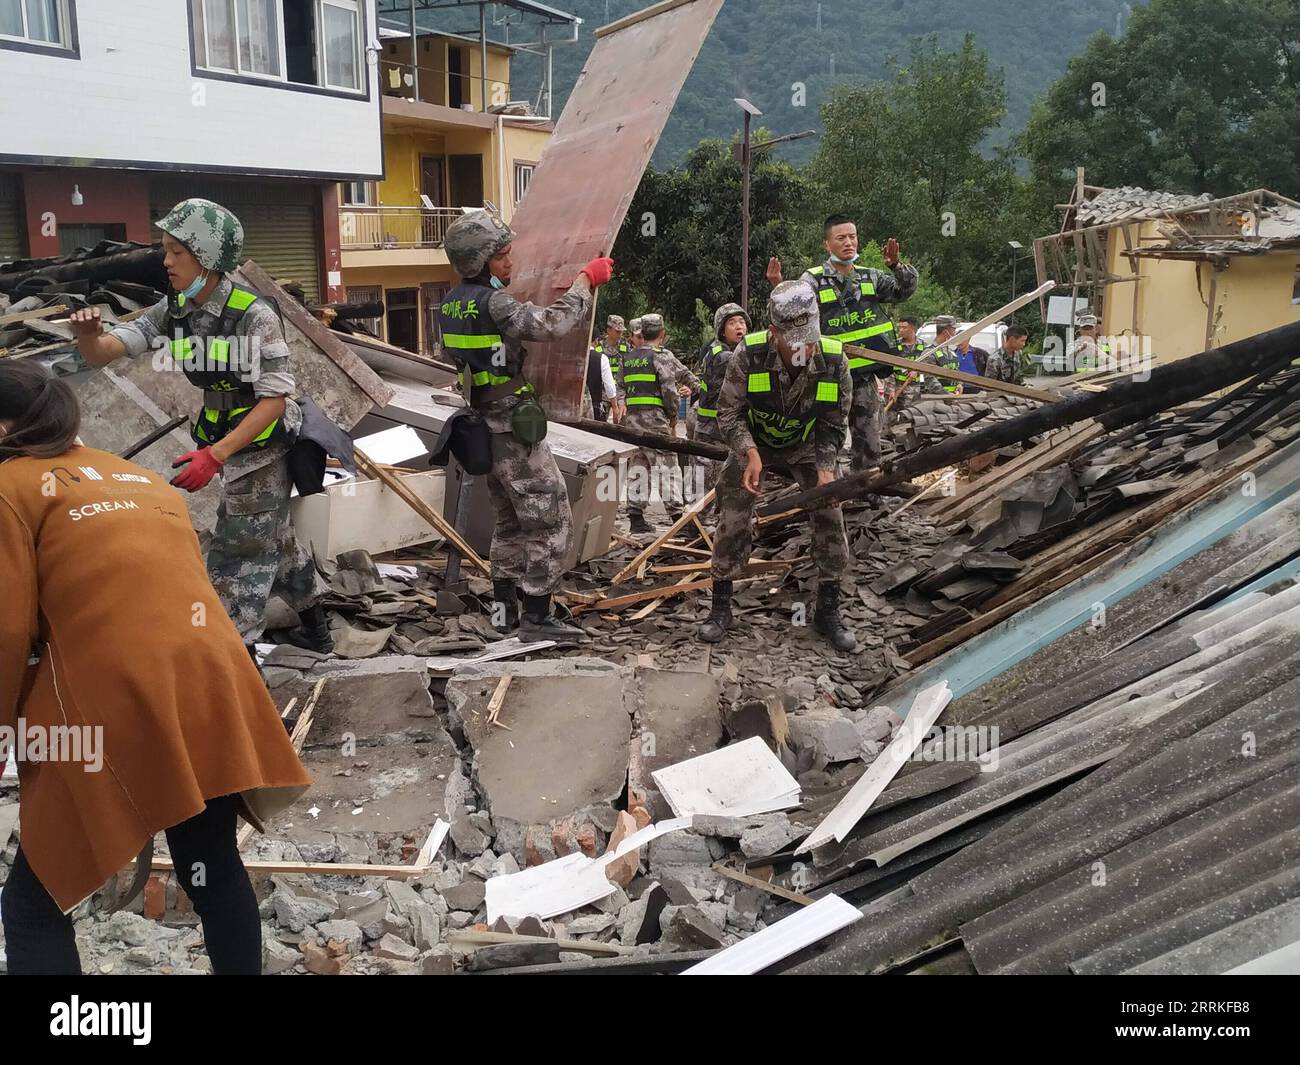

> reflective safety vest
[925,349,962,394]
[439,280,533,405]
[807,265,898,375]
[167,285,284,450]
[622,348,666,408]
[696,340,727,419]
[896,341,927,383]
[605,340,629,378]
[742,332,845,449]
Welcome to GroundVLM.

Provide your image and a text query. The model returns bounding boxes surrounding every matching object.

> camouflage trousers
[849,374,882,471]
[486,432,572,596]
[710,450,849,585]
[686,406,724,496]
[208,453,326,643]
[624,407,683,518]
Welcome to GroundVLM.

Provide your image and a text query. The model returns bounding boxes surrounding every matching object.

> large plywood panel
[506,0,725,418]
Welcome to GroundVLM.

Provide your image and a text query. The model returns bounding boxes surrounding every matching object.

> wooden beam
[843,345,1058,402]
[355,448,490,575]
[629,573,697,620]
[712,863,815,906]
[486,674,513,727]
[0,303,68,327]
[563,416,728,459]
[448,929,632,957]
[595,0,700,37]
[154,857,431,878]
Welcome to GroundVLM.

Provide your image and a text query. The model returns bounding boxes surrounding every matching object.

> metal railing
[339,205,464,249]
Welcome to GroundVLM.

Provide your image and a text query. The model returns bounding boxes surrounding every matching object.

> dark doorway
[420,155,445,207]
[283,0,316,84]
[448,46,465,109]
[448,155,484,209]
[421,283,449,357]
[386,288,420,353]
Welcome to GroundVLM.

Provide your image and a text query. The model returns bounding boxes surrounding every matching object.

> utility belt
[192,387,284,450]
[466,372,549,447]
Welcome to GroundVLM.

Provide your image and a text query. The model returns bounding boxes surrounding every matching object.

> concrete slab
[627,668,723,822]
[449,671,631,829]
[271,670,437,747]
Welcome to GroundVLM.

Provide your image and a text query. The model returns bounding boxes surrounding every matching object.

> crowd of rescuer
[67,198,338,659]
[767,214,918,473]
[0,360,310,975]
[437,208,614,643]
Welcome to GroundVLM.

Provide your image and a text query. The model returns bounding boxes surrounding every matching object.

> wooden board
[843,344,1059,402]
[504,0,725,419]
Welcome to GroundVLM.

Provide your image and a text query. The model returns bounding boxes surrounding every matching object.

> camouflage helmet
[445,208,515,278]
[156,198,244,273]
[713,301,750,340]
[768,281,820,348]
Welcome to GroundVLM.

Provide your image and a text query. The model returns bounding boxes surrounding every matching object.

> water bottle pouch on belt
[510,394,549,447]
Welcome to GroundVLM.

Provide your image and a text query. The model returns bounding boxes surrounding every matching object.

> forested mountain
[509,0,1141,164]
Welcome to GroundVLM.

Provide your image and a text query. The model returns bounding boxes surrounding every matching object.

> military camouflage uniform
[984,345,1025,385]
[712,334,851,585]
[799,259,917,471]
[470,282,592,595]
[108,275,325,641]
[622,345,699,521]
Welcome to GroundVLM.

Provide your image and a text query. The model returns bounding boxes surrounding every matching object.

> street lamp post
[735,97,762,313]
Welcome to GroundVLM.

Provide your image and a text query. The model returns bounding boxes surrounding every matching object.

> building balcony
[339,205,461,269]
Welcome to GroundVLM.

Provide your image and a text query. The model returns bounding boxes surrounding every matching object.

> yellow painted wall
[1103,222,1300,364]
[502,124,553,219]
[380,35,511,111]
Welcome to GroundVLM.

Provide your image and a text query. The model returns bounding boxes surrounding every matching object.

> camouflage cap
[713,301,750,339]
[445,208,515,278]
[606,314,626,331]
[932,315,959,332]
[640,312,664,334]
[1075,311,1099,327]
[629,317,643,332]
[768,281,820,349]
[156,198,244,273]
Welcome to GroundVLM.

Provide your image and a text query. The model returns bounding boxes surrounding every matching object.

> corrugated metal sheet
[149,178,322,302]
[0,172,24,267]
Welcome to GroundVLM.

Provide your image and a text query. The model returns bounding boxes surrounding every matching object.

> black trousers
[1,794,262,975]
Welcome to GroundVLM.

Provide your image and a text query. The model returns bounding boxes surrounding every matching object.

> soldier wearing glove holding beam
[439,208,614,643]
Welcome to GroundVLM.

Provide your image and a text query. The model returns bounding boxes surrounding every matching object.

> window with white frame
[514,162,535,207]
[191,0,363,93]
[341,180,374,206]
[0,0,72,49]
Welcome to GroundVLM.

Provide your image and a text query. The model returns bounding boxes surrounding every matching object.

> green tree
[1022,0,1300,198]
[809,35,1052,318]
[602,135,819,358]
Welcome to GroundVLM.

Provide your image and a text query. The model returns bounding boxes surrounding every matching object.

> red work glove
[170,447,224,492]
[580,256,615,287]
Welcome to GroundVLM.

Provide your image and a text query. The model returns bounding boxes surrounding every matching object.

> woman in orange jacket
[0,361,312,974]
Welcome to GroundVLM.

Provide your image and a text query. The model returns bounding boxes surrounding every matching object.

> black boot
[282,603,335,654]
[813,582,857,652]
[698,579,733,643]
[519,593,587,644]
[628,511,652,535]
[491,579,520,632]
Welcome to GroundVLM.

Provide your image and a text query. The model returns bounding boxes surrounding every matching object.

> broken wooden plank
[503,0,725,418]
[712,862,816,907]
[486,674,513,727]
[0,303,68,327]
[847,344,1058,402]
[611,489,717,584]
[354,448,489,575]
[448,929,632,958]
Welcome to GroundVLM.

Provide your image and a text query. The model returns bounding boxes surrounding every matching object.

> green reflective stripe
[458,368,514,387]
[817,287,836,303]
[815,381,839,403]
[820,337,843,354]
[626,396,664,406]
[623,373,657,382]
[251,417,278,444]
[170,337,192,360]
[834,321,895,343]
[443,333,503,349]
[860,281,876,296]
[226,288,257,312]
[747,372,772,394]
[743,330,768,347]
[697,407,717,418]
[807,266,824,275]
[208,338,230,364]
[847,356,876,370]
[802,419,817,441]
[203,408,219,422]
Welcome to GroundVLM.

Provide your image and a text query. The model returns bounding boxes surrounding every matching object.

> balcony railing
[339,205,464,250]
